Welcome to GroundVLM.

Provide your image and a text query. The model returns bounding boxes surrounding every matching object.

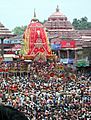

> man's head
[0,104,28,120]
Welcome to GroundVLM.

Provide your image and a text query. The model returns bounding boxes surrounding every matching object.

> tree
[12,25,27,35]
[40,20,47,24]
[80,17,88,29]
[72,18,80,29]
[87,22,91,29]
[72,16,91,30]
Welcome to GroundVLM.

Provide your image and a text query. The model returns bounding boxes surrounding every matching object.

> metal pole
[1,38,4,57]
[67,49,69,58]
[58,50,61,61]
[75,49,77,60]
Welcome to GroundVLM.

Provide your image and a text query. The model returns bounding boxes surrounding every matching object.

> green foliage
[12,25,27,35]
[72,17,91,30]
[40,20,47,24]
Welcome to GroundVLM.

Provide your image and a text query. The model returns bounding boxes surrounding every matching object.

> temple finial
[31,8,39,22]
[34,8,36,18]
[56,5,59,12]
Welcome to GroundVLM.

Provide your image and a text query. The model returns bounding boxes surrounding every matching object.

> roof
[44,6,81,40]
[48,5,67,20]
[44,21,73,30]
[9,34,23,41]
[0,22,15,38]
[78,30,91,36]
[44,6,74,31]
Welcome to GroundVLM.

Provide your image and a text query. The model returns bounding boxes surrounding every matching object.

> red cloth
[0,68,3,72]
[10,85,17,91]
[60,40,76,48]
[50,72,55,77]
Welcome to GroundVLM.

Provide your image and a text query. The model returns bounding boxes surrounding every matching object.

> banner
[76,59,89,67]
[51,43,61,50]
[60,59,68,64]
[60,40,76,48]
[12,44,21,51]
[60,58,74,64]
[68,59,74,64]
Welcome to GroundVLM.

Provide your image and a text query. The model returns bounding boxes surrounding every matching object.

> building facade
[0,22,16,61]
[44,6,90,66]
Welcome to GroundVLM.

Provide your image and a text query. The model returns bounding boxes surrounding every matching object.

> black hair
[0,104,28,120]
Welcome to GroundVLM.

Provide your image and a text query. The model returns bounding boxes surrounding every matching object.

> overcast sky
[0,0,91,30]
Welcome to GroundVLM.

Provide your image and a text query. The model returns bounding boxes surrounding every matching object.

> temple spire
[31,8,39,22]
[34,8,36,18]
[56,5,59,12]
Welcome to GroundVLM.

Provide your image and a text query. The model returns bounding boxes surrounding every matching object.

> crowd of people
[0,61,91,120]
